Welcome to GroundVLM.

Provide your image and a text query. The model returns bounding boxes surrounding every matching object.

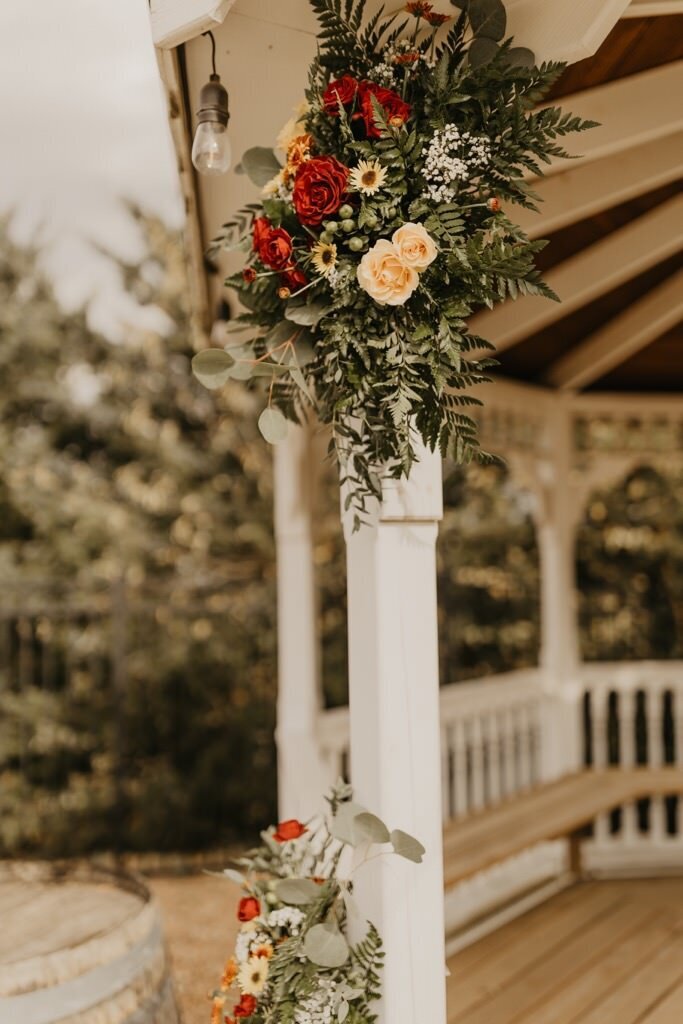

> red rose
[359,82,411,138]
[237,896,260,922]
[252,217,270,254]
[274,819,308,843]
[293,156,349,227]
[234,994,257,1019]
[322,75,359,115]
[252,219,293,272]
[280,267,308,292]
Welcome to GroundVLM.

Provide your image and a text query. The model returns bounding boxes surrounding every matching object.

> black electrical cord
[203,30,217,76]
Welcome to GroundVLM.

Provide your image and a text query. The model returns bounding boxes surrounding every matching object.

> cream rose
[357,239,420,306]
[392,222,438,271]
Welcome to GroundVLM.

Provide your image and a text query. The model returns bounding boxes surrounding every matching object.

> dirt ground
[150,875,241,1024]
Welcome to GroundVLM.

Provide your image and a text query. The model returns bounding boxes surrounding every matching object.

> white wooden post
[536,400,582,778]
[274,424,327,820]
[341,443,447,1024]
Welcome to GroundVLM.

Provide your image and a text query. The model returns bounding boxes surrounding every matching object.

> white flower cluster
[293,978,339,1024]
[267,906,306,935]
[366,59,396,87]
[421,125,491,203]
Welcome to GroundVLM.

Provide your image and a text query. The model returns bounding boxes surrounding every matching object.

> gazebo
[147,2,683,1021]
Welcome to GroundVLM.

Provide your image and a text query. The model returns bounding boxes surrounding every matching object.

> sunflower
[238,956,269,997]
[311,240,338,277]
[349,158,387,196]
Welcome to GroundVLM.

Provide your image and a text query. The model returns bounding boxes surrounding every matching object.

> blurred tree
[0,210,279,854]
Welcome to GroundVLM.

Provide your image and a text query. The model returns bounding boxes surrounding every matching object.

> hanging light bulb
[191,32,231,176]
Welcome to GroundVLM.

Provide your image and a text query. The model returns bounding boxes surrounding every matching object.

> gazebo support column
[274,425,326,820]
[342,444,447,1024]
[537,400,582,778]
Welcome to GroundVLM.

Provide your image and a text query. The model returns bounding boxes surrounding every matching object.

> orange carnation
[273,819,308,843]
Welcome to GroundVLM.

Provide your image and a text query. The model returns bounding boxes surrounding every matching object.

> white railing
[582,661,683,871]
[318,668,546,825]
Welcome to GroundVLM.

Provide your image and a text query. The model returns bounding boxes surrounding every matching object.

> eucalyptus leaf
[285,302,332,327]
[467,36,499,68]
[275,878,322,905]
[390,829,426,864]
[258,407,288,444]
[295,329,316,366]
[241,147,282,187]
[354,812,390,845]
[338,1002,349,1023]
[504,46,536,68]
[265,320,297,348]
[303,922,349,968]
[249,362,290,378]
[291,366,314,402]
[191,348,235,390]
[469,0,506,40]
[330,800,368,846]
[229,360,254,381]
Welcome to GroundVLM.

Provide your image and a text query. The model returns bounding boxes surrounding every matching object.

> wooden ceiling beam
[538,61,683,176]
[519,136,683,239]
[517,134,683,239]
[545,270,683,390]
[469,193,683,351]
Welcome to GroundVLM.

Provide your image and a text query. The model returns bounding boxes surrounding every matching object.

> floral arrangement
[209,784,424,1023]
[194,0,595,524]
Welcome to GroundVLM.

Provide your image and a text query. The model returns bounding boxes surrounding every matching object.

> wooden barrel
[0,862,179,1024]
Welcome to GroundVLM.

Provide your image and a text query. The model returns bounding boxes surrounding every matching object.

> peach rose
[357,239,419,306]
[392,222,438,271]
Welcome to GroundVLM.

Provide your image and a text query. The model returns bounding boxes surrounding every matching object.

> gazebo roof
[151,0,683,396]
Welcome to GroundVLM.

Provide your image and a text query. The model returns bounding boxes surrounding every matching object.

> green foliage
[215,786,402,1023]
[204,0,596,524]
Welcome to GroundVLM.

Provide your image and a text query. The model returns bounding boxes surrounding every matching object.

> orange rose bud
[237,896,260,922]
[242,267,257,284]
[277,286,291,299]
[273,819,308,843]
[487,197,501,212]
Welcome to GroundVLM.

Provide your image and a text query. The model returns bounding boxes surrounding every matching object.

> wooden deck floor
[447,878,683,1024]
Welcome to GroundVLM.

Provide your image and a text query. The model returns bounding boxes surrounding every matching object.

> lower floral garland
[209,784,425,1023]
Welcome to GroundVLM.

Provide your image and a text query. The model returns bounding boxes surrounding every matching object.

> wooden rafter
[517,134,683,239]
[545,270,683,390]
[470,194,683,351]
[539,61,683,176]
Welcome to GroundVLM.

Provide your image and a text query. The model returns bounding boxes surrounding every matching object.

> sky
[0,0,184,337]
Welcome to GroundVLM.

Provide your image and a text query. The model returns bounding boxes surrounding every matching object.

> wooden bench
[443,767,683,889]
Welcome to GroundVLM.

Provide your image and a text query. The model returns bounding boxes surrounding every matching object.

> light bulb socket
[196,73,229,127]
